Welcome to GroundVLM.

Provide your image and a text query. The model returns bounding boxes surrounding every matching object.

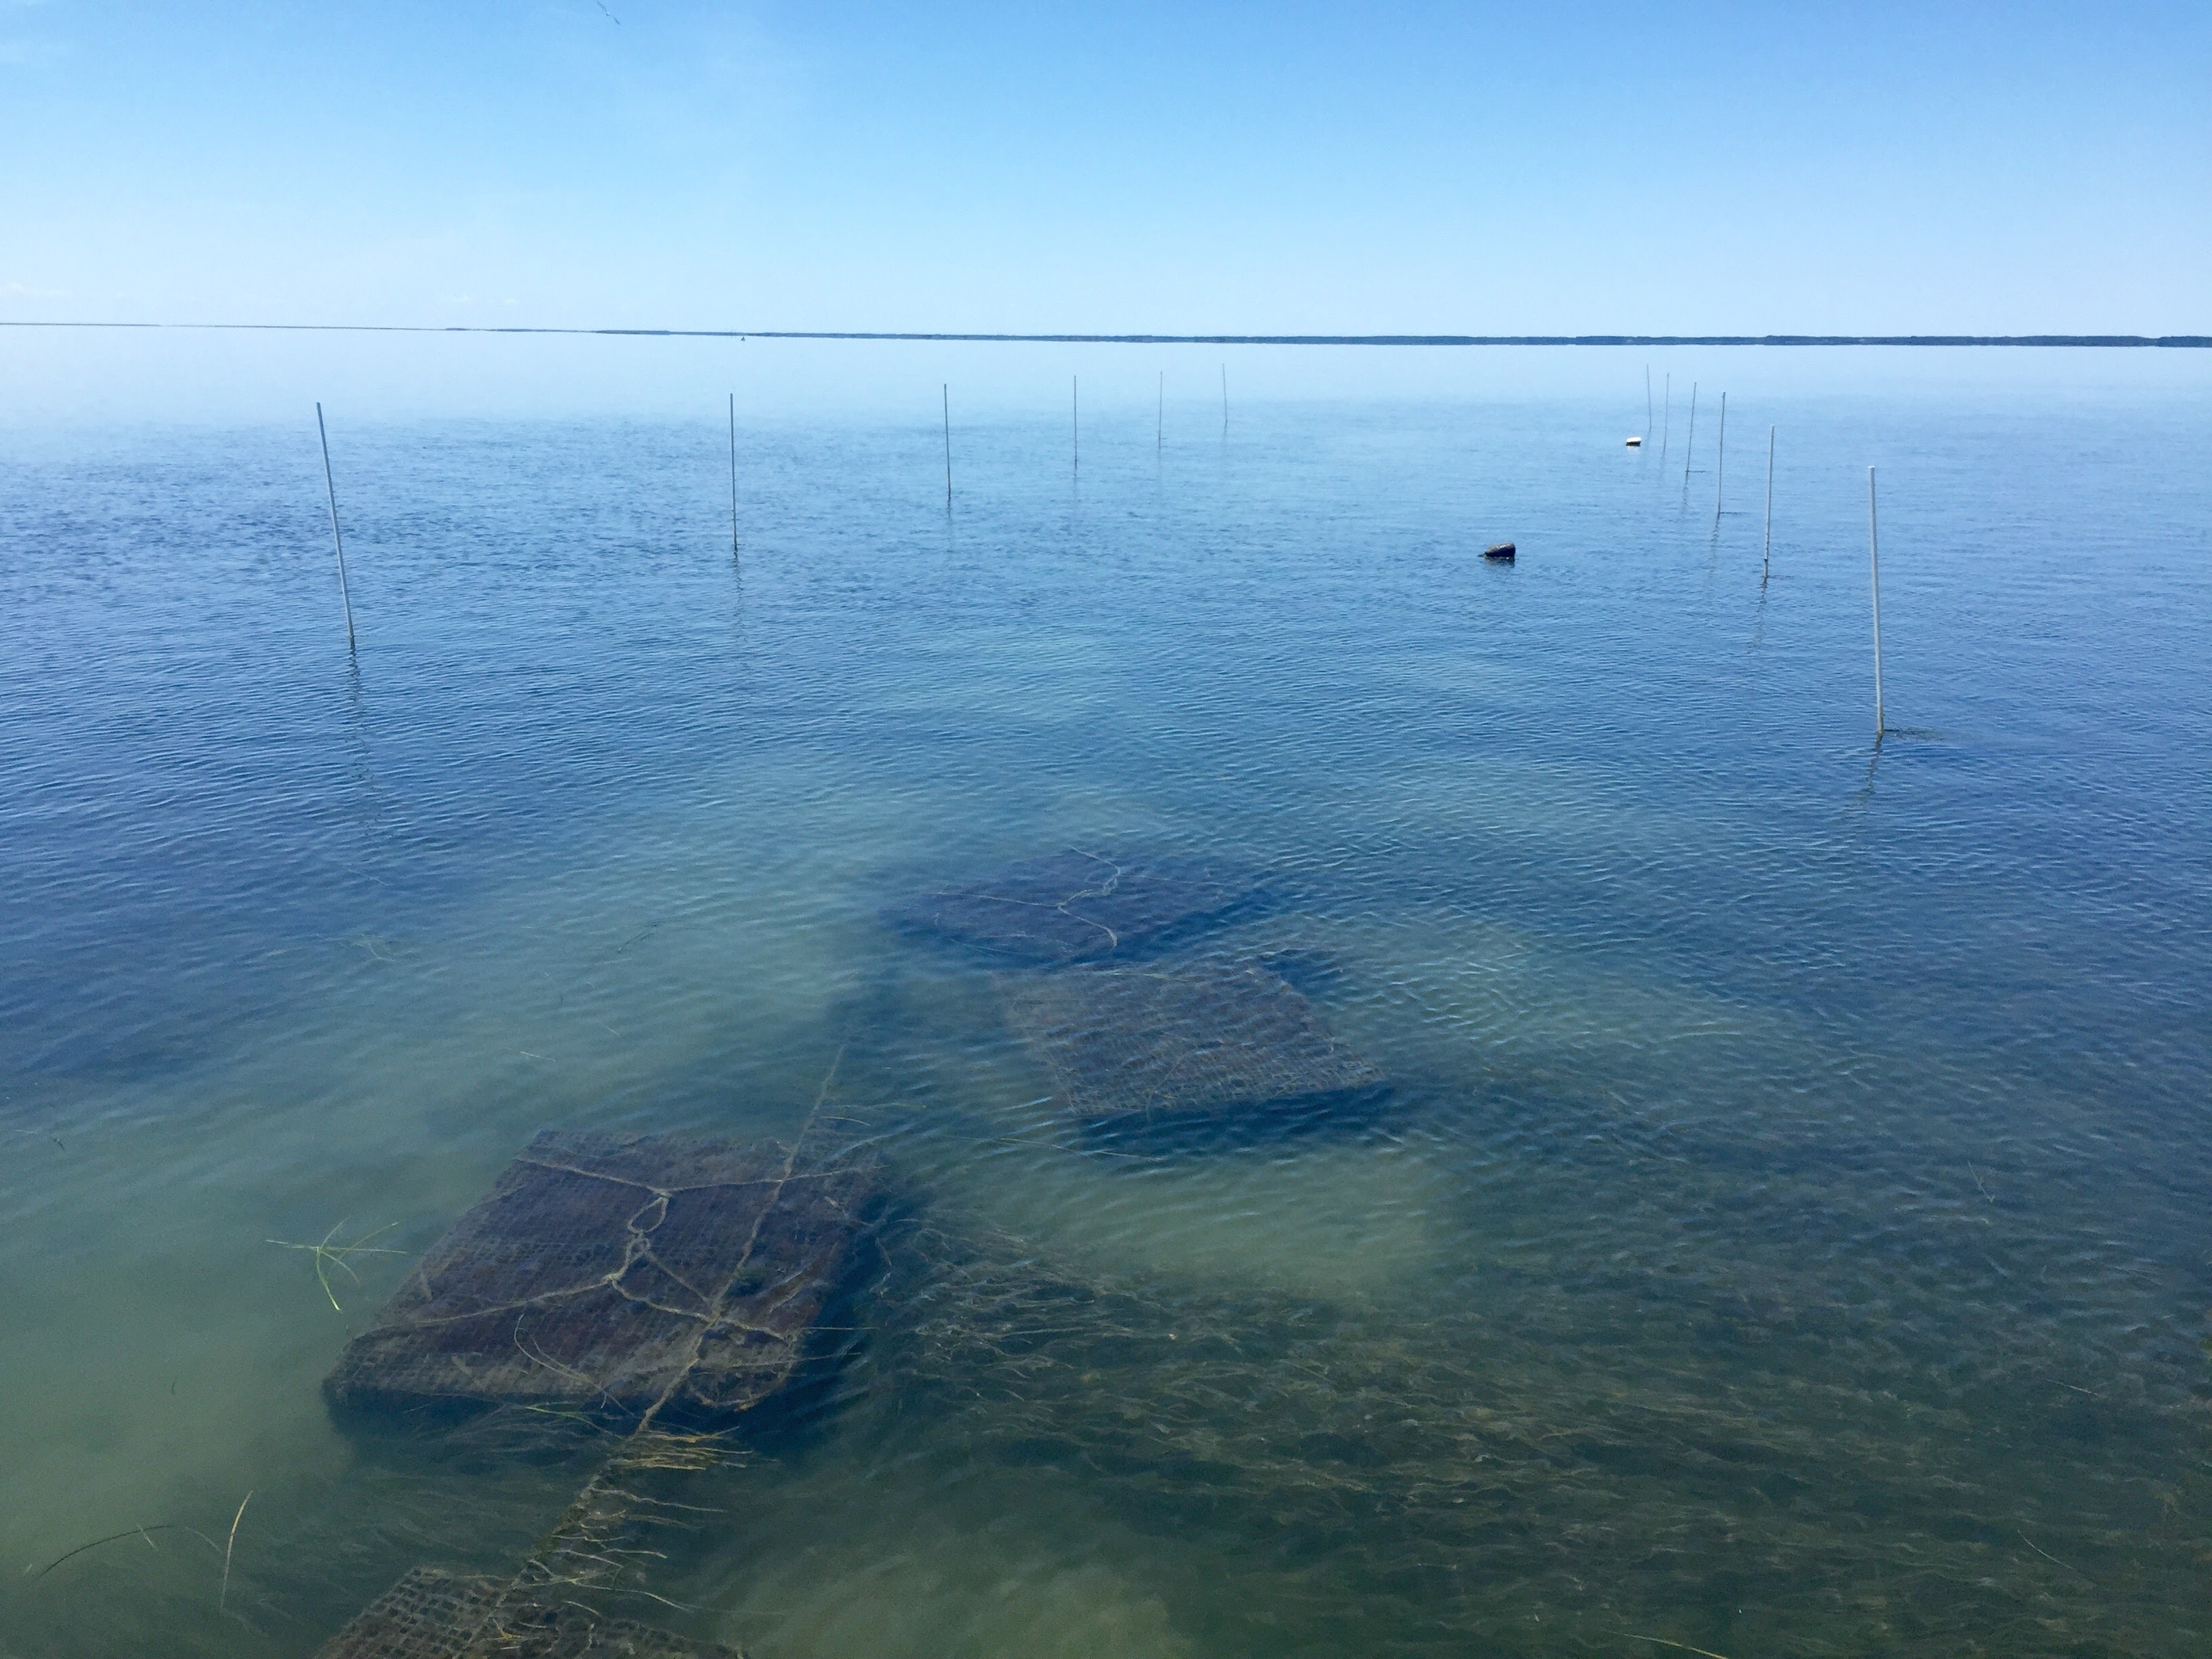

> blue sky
[3,1,2206,335]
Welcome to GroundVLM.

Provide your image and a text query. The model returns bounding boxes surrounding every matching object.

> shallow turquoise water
[2,380,2209,1657]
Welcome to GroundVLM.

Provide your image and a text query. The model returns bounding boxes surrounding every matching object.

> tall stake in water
[1762,426,1775,582]
[1715,392,1727,516]
[728,393,740,557]
[1683,383,1698,483]
[1868,466,1886,737]
[1660,373,1671,464]
[314,403,356,653]
[942,384,952,510]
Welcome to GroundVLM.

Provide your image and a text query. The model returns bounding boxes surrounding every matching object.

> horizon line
[3,322,2207,348]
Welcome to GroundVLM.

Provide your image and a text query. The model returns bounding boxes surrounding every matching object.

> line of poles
[955,371,1227,489]
[314,375,1891,739]
[935,369,1219,505]
[1636,373,1887,736]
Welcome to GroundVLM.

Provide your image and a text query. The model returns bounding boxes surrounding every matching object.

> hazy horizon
[6,3,2207,345]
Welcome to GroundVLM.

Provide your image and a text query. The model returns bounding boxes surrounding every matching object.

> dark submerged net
[998,962,1381,1124]
[316,1115,882,1658]
[882,850,1256,964]
[326,1129,882,1425]
[312,1564,741,1658]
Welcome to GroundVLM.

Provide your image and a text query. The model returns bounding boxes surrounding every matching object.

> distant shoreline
[3,322,2206,348]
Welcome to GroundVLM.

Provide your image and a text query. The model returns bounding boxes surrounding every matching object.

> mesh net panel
[883,850,1255,964]
[327,1130,880,1423]
[319,1120,879,1658]
[312,1564,743,1658]
[998,962,1381,1122]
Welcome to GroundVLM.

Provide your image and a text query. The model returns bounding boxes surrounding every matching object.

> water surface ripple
[1,393,2208,1657]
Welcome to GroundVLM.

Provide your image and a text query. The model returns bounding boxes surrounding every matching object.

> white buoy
[1625,436,1643,447]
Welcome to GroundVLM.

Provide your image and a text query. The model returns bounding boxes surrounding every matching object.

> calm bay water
[3,377,2209,1657]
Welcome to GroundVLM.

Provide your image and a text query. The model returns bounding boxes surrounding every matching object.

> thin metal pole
[1659,373,1671,464]
[1071,375,1079,477]
[1762,426,1775,582]
[1645,365,1653,438]
[1715,392,1727,516]
[314,403,356,653]
[729,393,739,556]
[942,384,952,509]
[1683,383,1698,483]
[1868,466,1885,737]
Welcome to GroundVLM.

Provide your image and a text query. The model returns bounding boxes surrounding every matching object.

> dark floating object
[312,1564,741,1658]
[1625,435,1643,447]
[886,848,1255,964]
[1000,961,1382,1124]
[1482,541,1517,561]
[325,1129,881,1426]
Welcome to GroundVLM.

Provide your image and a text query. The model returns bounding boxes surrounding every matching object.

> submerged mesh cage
[325,1130,882,1424]
[998,961,1381,1122]
[311,1565,743,1658]
[312,1567,502,1659]
[883,850,1255,964]
[315,1124,882,1657]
